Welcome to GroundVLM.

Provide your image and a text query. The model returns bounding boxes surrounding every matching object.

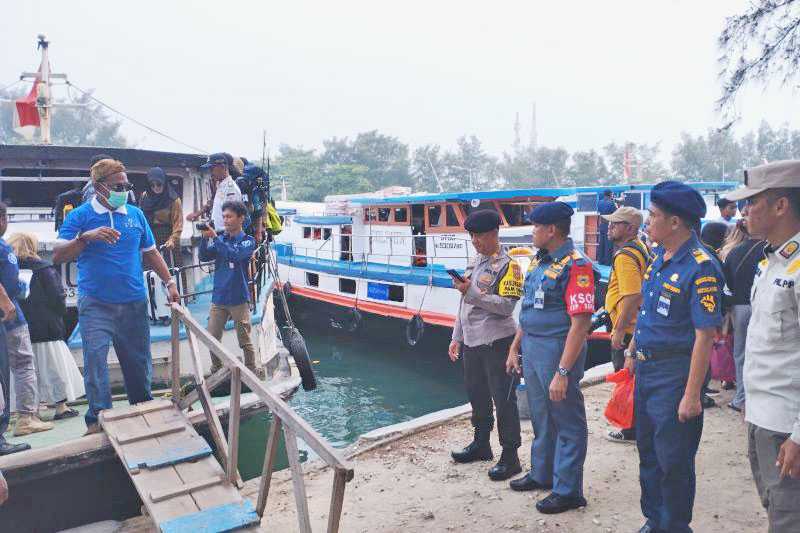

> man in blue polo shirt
[199,200,259,377]
[54,158,179,433]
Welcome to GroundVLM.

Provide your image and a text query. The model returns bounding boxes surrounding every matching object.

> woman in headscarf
[141,167,183,267]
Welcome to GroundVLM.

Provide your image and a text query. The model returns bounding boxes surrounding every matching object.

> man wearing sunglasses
[724,161,800,532]
[54,158,179,434]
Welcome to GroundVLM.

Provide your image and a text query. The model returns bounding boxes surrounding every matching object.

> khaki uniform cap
[600,206,643,227]
[725,160,800,201]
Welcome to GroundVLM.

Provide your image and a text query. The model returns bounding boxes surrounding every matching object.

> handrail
[169,303,352,532]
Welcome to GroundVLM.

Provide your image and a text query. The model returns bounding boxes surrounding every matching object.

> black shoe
[638,523,664,533]
[535,492,587,514]
[488,448,521,481]
[509,474,552,492]
[0,440,31,455]
[705,387,720,395]
[722,381,736,390]
[451,441,493,463]
[727,402,743,413]
[701,395,716,409]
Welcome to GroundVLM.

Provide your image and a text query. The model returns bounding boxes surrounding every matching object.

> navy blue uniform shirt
[634,233,724,352]
[0,238,26,331]
[200,231,255,306]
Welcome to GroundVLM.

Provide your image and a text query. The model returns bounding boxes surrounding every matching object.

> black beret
[529,201,574,224]
[200,152,229,169]
[464,209,501,233]
[650,181,706,220]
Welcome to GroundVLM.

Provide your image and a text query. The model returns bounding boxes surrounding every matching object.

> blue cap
[146,167,166,184]
[650,181,706,220]
[200,152,229,170]
[529,201,574,224]
[243,164,265,179]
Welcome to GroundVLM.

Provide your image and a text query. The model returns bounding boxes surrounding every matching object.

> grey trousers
[732,305,751,409]
[7,325,38,414]
[748,423,800,533]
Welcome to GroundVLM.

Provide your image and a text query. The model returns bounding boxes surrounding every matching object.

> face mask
[100,184,129,210]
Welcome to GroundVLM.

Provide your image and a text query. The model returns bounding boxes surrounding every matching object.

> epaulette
[691,248,710,264]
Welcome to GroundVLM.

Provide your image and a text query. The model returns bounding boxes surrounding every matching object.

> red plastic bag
[604,368,635,429]
[710,334,736,382]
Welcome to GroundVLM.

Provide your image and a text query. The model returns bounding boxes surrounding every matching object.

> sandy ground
[251,383,765,533]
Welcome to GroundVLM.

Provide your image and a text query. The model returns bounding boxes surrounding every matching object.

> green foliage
[0,87,127,147]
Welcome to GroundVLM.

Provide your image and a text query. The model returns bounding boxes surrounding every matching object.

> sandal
[54,407,80,420]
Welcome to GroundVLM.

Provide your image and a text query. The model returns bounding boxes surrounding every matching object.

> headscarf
[141,167,177,220]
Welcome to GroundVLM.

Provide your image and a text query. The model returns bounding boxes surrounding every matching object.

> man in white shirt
[725,160,800,533]
[187,153,242,231]
[716,198,737,226]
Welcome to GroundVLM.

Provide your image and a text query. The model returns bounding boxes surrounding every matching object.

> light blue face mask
[100,183,129,209]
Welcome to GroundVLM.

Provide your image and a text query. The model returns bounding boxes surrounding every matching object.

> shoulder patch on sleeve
[691,248,710,264]
[498,261,523,298]
[780,241,799,259]
[694,275,718,286]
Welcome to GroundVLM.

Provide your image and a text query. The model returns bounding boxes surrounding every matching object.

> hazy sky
[3,1,799,161]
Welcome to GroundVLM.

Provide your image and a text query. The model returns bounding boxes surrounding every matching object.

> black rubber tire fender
[283,326,317,391]
[405,314,425,347]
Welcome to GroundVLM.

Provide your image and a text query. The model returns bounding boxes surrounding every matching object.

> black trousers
[0,325,9,440]
[611,333,635,438]
[462,335,521,449]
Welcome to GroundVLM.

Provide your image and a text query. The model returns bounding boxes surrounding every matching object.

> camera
[195,222,210,231]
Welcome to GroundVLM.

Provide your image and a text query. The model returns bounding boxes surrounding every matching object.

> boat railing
[169,303,353,532]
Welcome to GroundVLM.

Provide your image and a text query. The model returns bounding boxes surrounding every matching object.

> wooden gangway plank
[100,400,261,532]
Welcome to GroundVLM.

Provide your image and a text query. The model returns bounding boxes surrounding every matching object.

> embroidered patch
[696,286,718,294]
[498,262,523,298]
[692,249,710,264]
[7,253,16,265]
[788,259,800,275]
[662,283,681,294]
[670,273,679,282]
[694,276,718,286]
[577,274,591,288]
[773,278,795,289]
[700,294,717,313]
[780,241,799,259]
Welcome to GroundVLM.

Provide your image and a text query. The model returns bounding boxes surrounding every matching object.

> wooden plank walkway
[100,399,261,532]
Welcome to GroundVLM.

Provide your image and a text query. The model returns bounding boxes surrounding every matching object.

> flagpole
[37,34,52,144]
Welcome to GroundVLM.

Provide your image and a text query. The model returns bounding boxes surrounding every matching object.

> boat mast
[19,34,68,145]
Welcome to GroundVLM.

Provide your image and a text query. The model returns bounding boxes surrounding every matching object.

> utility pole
[529,102,537,151]
[513,112,521,153]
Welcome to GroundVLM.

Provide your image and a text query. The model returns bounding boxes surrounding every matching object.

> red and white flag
[12,67,42,140]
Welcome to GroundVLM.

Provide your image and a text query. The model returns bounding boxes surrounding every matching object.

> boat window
[339,278,356,294]
[446,205,459,226]
[306,272,319,287]
[313,227,322,240]
[323,228,332,240]
[393,207,408,223]
[428,205,442,226]
[364,208,377,222]
[303,227,311,238]
[378,208,391,222]
[388,284,404,302]
[499,203,529,226]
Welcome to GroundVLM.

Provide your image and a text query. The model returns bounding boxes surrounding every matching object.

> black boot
[451,429,493,463]
[488,447,521,481]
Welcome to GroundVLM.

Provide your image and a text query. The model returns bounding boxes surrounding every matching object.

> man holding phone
[449,209,523,482]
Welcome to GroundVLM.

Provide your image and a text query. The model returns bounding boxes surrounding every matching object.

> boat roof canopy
[351,181,738,206]
[0,144,207,176]
[293,215,353,225]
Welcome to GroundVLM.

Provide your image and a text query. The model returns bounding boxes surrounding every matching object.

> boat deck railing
[170,302,353,532]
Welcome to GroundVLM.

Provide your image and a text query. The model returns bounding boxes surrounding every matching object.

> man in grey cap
[725,161,800,532]
[449,209,523,482]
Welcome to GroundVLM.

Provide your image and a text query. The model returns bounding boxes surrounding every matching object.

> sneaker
[605,430,635,444]
[14,414,55,436]
[722,381,736,390]
[705,387,720,396]
[727,402,743,413]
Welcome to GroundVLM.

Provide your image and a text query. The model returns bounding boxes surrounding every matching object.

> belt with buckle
[635,348,689,361]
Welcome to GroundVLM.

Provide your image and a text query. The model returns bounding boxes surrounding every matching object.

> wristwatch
[558,366,570,377]
[165,278,177,288]
[624,349,635,359]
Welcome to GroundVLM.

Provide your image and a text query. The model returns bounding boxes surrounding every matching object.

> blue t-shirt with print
[58,199,156,304]
[0,238,26,331]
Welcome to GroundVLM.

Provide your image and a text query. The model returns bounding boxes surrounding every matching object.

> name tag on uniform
[229,262,235,269]
[656,294,671,317]
[534,289,545,309]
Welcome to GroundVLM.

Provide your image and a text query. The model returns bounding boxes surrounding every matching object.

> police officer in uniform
[724,161,800,532]
[624,181,724,533]
[449,209,524,481]
[506,202,595,514]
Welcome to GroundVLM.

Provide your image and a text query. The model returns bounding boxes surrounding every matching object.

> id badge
[534,289,545,309]
[229,262,235,270]
[656,294,671,317]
